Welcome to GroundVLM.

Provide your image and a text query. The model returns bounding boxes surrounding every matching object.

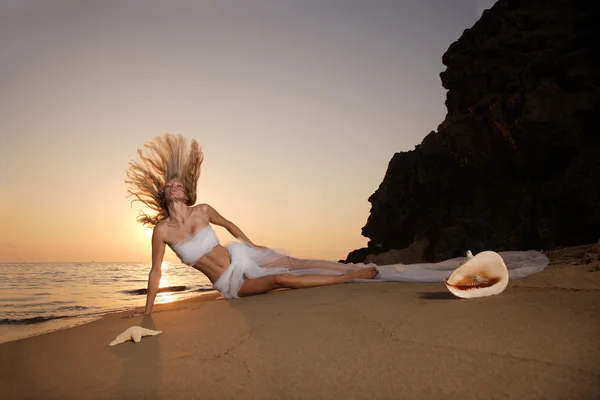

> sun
[136,226,154,246]
[144,227,153,239]
[161,261,169,273]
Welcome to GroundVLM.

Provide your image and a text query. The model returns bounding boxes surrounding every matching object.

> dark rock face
[344,0,600,264]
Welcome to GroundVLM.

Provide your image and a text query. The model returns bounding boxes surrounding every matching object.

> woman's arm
[202,204,266,249]
[122,225,166,318]
[143,227,165,313]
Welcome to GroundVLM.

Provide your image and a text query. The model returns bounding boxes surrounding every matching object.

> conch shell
[444,250,509,299]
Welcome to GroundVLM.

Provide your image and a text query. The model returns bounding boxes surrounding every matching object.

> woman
[123,133,549,317]
[123,133,380,317]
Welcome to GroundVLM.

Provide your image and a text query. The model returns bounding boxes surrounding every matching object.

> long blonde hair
[126,133,204,227]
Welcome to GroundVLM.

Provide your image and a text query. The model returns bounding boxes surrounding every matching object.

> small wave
[55,305,90,311]
[0,315,73,325]
[195,287,216,292]
[121,285,187,295]
[0,297,37,303]
[1,300,73,309]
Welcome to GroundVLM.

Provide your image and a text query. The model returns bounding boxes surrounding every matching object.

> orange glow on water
[157,262,177,304]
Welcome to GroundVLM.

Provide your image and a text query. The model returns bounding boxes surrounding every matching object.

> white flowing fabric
[213,241,549,299]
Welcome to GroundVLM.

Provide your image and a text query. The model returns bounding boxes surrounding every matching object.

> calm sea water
[0,262,215,343]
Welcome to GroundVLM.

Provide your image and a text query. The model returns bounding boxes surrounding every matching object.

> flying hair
[125,133,203,227]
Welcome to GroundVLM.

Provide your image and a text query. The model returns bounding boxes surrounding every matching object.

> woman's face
[164,179,187,202]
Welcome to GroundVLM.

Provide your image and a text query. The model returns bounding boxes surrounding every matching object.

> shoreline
[2,243,598,345]
[0,290,221,345]
[2,245,598,399]
[2,262,598,399]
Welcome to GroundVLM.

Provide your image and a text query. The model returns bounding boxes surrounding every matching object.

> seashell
[444,250,509,299]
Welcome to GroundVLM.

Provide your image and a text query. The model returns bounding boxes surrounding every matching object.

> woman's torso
[161,207,230,283]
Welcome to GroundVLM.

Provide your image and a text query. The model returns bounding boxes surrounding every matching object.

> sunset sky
[0,0,498,263]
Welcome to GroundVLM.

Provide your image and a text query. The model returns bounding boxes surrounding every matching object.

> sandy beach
[1,245,599,400]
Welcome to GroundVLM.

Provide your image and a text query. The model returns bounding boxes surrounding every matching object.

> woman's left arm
[202,204,267,249]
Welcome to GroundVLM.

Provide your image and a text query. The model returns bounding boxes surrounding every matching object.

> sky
[0,0,498,263]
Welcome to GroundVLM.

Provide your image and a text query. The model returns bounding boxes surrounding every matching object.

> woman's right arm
[122,226,166,318]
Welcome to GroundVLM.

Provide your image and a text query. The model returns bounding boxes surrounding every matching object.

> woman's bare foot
[345,266,379,280]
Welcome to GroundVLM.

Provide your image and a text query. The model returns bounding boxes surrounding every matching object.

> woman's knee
[238,274,280,297]
[275,273,295,286]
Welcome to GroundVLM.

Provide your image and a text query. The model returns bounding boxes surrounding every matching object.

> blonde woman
[123,133,379,317]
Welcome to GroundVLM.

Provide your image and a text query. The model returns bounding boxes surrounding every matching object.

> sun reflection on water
[157,261,177,304]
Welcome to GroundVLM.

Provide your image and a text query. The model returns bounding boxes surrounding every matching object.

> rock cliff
[345,0,600,264]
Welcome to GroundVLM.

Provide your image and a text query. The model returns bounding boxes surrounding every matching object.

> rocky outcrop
[344,0,600,264]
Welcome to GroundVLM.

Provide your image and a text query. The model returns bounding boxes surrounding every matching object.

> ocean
[0,262,215,343]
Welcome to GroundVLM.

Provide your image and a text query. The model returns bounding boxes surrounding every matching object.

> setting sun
[161,261,169,273]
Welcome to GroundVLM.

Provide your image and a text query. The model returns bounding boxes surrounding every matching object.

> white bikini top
[172,225,219,265]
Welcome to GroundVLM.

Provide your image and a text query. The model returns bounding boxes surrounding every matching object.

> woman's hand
[253,244,269,251]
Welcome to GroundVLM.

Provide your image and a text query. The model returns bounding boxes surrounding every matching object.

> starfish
[109,326,162,346]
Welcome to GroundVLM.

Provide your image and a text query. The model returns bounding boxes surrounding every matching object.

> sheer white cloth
[213,241,549,299]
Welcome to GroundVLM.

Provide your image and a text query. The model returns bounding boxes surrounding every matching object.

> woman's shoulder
[191,203,214,214]
[153,220,170,236]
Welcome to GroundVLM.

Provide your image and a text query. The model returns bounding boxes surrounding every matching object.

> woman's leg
[257,252,371,272]
[237,267,379,297]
